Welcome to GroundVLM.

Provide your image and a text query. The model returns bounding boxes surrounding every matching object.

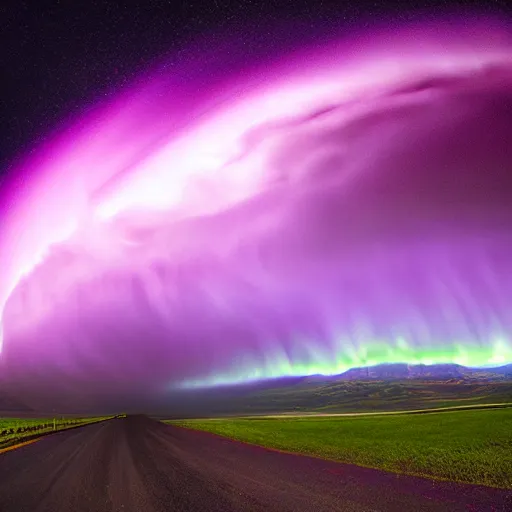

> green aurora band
[181,337,512,388]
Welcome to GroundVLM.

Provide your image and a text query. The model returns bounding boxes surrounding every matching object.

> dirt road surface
[0,415,510,511]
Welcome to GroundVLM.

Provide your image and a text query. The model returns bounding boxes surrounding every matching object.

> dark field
[166,378,512,419]
[172,407,512,489]
[227,379,512,415]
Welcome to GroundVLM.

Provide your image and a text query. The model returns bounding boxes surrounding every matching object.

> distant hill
[336,363,511,382]
[160,362,512,418]
[487,363,512,376]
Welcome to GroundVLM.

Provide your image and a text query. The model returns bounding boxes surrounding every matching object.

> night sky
[1,1,511,412]
[2,0,510,170]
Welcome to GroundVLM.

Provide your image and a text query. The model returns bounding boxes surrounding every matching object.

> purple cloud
[1,20,512,411]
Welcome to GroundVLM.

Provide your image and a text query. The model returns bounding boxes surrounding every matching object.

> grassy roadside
[170,407,512,489]
[254,402,512,417]
[0,416,113,450]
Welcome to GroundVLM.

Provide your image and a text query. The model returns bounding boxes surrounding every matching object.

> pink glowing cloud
[1,20,512,410]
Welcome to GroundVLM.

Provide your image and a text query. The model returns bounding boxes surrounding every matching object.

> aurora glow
[1,19,512,408]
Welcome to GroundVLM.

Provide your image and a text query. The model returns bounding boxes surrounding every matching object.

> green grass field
[171,407,512,489]
[0,416,112,449]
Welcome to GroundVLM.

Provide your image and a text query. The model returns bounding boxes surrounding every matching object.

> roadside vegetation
[0,416,112,450]
[172,407,512,489]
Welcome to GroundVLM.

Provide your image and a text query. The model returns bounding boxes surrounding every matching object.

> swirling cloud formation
[1,21,512,410]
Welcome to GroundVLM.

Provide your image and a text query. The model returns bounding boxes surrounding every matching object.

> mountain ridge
[305,362,512,382]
